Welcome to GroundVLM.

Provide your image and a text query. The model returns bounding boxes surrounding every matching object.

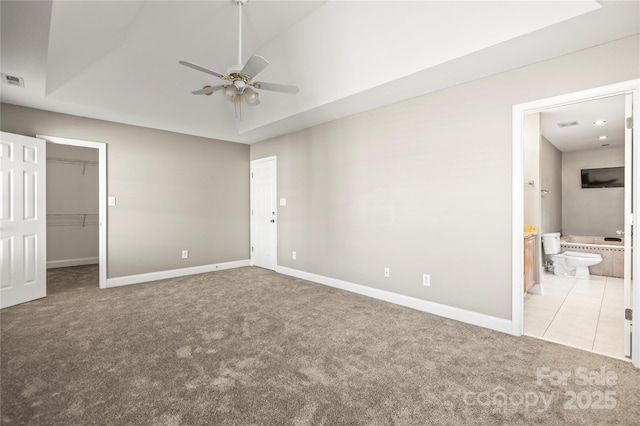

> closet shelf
[47,156,98,175]
[47,214,99,227]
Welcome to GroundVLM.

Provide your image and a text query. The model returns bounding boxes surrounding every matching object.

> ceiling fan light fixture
[223,85,237,101]
[244,87,260,105]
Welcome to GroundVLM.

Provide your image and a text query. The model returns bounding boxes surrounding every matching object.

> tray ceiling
[1,1,639,144]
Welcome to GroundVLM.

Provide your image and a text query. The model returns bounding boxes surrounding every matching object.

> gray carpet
[1,265,639,425]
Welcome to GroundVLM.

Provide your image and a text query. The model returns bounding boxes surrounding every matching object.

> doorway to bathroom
[511,80,640,368]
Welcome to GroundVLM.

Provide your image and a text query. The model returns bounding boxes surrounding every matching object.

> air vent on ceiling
[1,74,25,87]
[557,121,579,128]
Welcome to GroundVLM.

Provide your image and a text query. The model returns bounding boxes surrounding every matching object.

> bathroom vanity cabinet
[524,236,535,292]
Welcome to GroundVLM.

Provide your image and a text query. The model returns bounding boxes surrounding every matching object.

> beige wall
[251,35,640,320]
[1,104,250,278]
[562,147,625,236]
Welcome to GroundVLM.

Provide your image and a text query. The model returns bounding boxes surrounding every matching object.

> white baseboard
[276,266,513,335]
[106,259,250,288]
[47,257,99,269]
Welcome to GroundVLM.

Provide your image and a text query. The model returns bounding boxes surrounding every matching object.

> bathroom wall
[540,136,562,236]
[46,143,99,267]
[524,113,541,230]
[523,113,542,282]
[562,146,624,236]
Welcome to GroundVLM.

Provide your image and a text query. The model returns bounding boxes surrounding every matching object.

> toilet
[541,232,602,279]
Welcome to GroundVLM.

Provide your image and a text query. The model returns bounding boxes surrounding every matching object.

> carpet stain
[235,357,262,370]
[211,376,235,390]
[67,400,84,416]
[20,377,47,398]
[176,346,192,358]
[292,402,318,425]
[210,330,225,340]
[131,377,150,388]
[185,375,209,390]
[240,319,251,338]
[298,366,333,386]
[197,329,226,341]
[154,413,182,426]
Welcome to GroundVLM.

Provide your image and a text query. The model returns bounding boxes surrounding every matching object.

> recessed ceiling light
[598,135,608,140]
[593,120,606,125]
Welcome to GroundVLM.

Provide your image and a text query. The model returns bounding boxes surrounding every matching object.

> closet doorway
[39,135,107,289]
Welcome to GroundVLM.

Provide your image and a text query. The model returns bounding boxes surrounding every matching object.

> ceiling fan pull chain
[233,94,243,121]
[234,96,238,119]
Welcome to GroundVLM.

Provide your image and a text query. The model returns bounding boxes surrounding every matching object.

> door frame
[250,156,278,270]
[37,135,107,289]
[511,79,640,368]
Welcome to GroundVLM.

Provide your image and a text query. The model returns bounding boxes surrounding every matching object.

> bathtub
[560,234,627,278]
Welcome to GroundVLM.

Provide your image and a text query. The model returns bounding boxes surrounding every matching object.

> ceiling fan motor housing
[226,64,243,75]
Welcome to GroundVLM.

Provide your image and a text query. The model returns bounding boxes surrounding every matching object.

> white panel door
[0,132,46,309]
[250,157,277,270]
[623,93,633,357]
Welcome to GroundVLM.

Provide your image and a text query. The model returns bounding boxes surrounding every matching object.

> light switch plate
[280,198,287,206]
[108,196,116,206]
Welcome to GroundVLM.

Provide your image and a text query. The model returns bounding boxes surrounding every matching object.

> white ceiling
[540,95,627,153]
[1,0,639,144]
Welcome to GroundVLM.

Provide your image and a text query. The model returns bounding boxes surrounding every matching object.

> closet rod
[47,157,98,175]
[47,214,99,227]
[47,157,99,166]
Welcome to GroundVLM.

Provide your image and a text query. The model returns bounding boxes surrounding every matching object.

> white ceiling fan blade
[253,81,299,94]
[191,85,224,95]
[240,55,269,78]
[179,60,226,80]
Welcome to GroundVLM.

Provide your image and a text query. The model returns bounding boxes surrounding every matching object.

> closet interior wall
[46,142,99,269]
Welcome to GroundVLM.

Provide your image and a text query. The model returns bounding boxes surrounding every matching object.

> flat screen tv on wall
[581,167,624,188]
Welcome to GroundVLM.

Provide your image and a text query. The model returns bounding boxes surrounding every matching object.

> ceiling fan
[179,0,299,118]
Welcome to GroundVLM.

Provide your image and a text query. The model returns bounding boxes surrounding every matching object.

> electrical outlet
[384,267,390,278]
[182,250,189,259]
[292,251,297,260]
[423,274,431,286]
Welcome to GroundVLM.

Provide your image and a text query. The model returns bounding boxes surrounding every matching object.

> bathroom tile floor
[524,273,629,361]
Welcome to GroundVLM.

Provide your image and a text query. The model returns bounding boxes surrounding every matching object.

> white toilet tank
[542,232,561,254]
